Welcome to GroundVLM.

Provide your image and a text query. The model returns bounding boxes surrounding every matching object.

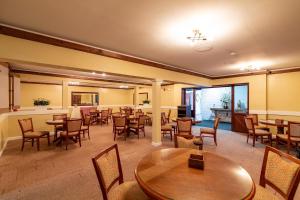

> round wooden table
[46,119,64,125]
[259,119,288,127]
[135,148,255,200]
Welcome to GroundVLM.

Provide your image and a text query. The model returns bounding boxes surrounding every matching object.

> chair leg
[247,133,249,143]
[32,139,34,147]
[137,129,139,139]
[287,141,290,154]
[21,138,25,151]
[253,135,255,147]
[37,138,40,151]
[214,134,217,146]
[269,135,272,147]
[65,138,68,150]
[114,130,116,141]
[78,135,81,147]
[143,127,145,137]
[88,129,90,140]
[170,130,172,141]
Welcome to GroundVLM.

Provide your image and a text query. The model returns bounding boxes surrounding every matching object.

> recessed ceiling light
[69,81,80,85]
[92,72,96,75]
[119,85,128,88]
[101,73,106,77]
[229,51,237,56]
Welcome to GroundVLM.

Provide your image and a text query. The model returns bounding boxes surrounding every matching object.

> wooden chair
[177,118,192,135]
[174,134,203,150]
[161,112,173,141]
[275,119,285,134]
[113,116,127,141]
[81,114,91,139]
[200,117,220,146]
[92,144,147,200]
[254,146,300,200]
[247,114,270,131]
[128,115,147,139]
[60,119,82,150]
[108,108,113,122]
[53,114,67,140]
[276,121,300,154]
[18,118,50,151]
[89,108,98,124]
[245,117,272,147]
[166,109,171,123]
[98,110,109,125]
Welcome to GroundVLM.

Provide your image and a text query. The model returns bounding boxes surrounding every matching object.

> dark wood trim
[268,67,300,75]
[0,25,210,79]
[21,81,62,86]
[68,84,133,90]
[11,69,151,86]
[211,71,267,79]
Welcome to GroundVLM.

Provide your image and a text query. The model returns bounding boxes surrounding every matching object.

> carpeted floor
[0,123,299,200]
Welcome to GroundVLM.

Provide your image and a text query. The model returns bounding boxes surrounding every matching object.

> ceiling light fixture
[187,29,213,52]
[92,72,96,75]
[101,73,106,77]
[119,85,128,88]
[69,81,80,85]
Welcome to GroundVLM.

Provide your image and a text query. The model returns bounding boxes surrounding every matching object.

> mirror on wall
[71,92,99,106]
[138,92,148,105]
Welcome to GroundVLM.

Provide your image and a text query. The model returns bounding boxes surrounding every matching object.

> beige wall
[21,83,63,107]
[0,64,9,108]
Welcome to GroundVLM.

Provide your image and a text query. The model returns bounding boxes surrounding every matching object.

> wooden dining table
[135,148,255,200]
[259,119,288,127]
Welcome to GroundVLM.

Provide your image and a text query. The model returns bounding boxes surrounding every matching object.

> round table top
[135,148,255,200]
[46,119,64,125]
[259,119,288,127]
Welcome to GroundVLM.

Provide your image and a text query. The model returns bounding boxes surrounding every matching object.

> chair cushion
[255,125,270,131]
[277,134,300,142]
[161,125,172,131]
[249,129,271,135]
[108,181,148,200]
[60,131,80,137]
[253,184,279,200]
[24,131,49,137]
[200,127,215,134]
[177,136,199,149]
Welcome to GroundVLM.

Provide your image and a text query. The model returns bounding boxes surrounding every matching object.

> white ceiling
[1,0,300,76]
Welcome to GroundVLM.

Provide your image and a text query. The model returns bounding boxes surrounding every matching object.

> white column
[134,86,139,108]
[151,80,162,146]
[62,80,68,109]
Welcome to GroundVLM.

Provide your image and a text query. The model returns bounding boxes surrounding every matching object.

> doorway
[182,83,249,132]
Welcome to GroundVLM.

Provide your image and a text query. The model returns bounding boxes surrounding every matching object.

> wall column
[151,80,162,146]
[134,86,139,108]
[62,80,68,109]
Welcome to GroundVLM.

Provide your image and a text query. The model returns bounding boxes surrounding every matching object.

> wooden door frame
[182,83,249,131]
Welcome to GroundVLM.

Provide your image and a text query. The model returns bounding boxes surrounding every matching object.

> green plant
[220,93,231,108]
[33,98,50,106]
[143,99,150,104]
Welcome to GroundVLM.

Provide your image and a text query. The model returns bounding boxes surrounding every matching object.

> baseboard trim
[151,141,162,147]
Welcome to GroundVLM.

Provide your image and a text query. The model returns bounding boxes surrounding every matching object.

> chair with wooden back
[128,115,147,139]
[53,114,67,140]
[113,116,127,141]
[275,119,285,134]
[177,118,192,135]
[244,117,272,147]
[161,112,173,141]
[18,118,50,151]
[200,117,220,146]
[276,121,300,154]
[254,146,300,200]
[174,134,203,150]
[108,108,113,122]
[166,109,172,123]
[81,114,91,139]
[247,114,270,131]
[60,119,82,150]
[92,144,147,200]
[98,110,109,125]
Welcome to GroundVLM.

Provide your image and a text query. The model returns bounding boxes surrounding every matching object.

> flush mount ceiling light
[119,85,128,88]
[69,81,80,85]
[239,61,271,71]
[187,29,213,52]
[101,73,106,77]
[240,65,261,71]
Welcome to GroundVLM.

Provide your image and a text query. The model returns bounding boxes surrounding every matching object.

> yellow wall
[21,83,63,107]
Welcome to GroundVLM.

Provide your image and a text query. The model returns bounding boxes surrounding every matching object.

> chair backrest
[244,117,255,132]
[92,144,123,200]
[247,114,259,125]
[214,117,221,130]
[260,146,300,200]
[101,110,109,117]
[113,116,126,127]
[177,118,192,135]
[112,112,122,117]
[83,115,91,126]
[138,115,147,126]
[66,119,82,133]
[53,114,67,121]
[288,121,300,138]
[135,111,144,118]
[137,109,143,113]
[167,109,171,118]
[275,119,284,126]
[18,118,34,135]
[174,134,194,148]
[108,108,112,115]
[161,112,168,125]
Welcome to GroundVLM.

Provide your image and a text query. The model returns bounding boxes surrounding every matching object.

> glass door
[231,84,249,132]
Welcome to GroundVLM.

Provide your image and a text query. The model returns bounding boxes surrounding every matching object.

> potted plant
[33,98,50,109]
[143,99,150,105]
[220,93,231,109]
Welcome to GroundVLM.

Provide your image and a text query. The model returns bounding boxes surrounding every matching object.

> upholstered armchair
[254,146,300,200]
[276,121,300,154]
[245,117,272,147]
[113,116,127,141]
[176,118,192,135]
[92,144,147,200]
[200,117,220,145]
[174,134,203,150]
[18,118,50,151]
